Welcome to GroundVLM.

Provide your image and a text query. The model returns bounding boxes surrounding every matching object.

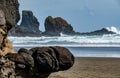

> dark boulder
[6,48,34,68]
[30,46,74,72]
[43,16,77,36]
[49,46,74,70]
[5,46,74,78]
[18,48,34,68]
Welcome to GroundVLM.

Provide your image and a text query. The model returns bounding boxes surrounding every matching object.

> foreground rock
[43,16,78,36]
[10,10,41,36]
[0,57,15,78]
[0,0,20,55]
[3,46,74,78]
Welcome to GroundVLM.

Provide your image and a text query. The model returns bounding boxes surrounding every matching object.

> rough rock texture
[9,10,41,36]
[0,0,20,56]
[0,57,15,78]
[0,0,20,31]
[43,16,77,36]
[81,28,115,35]
[30,46,74,72]
[4,46,74,78]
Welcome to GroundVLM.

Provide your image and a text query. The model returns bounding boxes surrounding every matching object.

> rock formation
[0,0,20,30]
[0,0,75,78]
[10,10,41,36]
[43,16,77,36]
[0,0,20,55]
[81,28,115,35]
[4,46,74,78]
[20,10,40,33]
[0,57,16,78]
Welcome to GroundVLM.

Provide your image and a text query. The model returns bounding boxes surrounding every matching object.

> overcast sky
[19,0,120,32]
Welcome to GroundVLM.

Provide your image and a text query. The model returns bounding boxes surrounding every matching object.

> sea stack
[9,10,41,36]
[20,10,40,33]
[43,16,77,36]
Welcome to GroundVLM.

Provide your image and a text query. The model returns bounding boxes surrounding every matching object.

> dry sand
[49,57,120,78]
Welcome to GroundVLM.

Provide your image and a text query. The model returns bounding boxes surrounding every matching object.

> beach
[49,57,120,78]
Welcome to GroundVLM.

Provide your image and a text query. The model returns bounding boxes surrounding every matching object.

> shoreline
[49,57,120,78]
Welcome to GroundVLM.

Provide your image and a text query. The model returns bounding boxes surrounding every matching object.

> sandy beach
[49,57,120,78]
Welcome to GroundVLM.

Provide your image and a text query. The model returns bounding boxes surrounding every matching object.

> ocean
[9,34,120,47]
[8,34,120,58]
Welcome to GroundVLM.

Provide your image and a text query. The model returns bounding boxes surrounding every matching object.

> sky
[19,0,120,32]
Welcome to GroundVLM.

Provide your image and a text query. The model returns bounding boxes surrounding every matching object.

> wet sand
[49,57,120,78]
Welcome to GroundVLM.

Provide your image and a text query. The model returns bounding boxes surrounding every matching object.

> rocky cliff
[0,0,20,76]
[0,0,20,55]
[10,10,41,36]
[0,0,20,31]
[43,16,77,36]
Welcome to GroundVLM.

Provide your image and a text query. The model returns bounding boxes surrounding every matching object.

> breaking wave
[106,26,120,34]
[8,34,120,47]
[8,26,120,47]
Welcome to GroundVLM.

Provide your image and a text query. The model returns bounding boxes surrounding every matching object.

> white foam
[106,26,120,34]
[8,30,120,47]
[60,32,69,37]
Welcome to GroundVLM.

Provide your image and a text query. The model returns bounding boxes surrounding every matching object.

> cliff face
[0,0,20,31]
[10,10,41,36]
[0,0,20,77]
[43,16,76,36]
[0,0,19,55]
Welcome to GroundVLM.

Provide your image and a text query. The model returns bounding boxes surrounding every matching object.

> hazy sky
[19,0,120,32]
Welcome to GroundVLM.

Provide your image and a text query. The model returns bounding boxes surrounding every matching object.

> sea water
[9,34,120,58]
[68,47,120,58]
[8,34,120,47]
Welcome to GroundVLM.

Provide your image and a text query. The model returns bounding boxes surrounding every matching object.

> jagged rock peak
[20,10,40,33]
[44,16,76,36]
